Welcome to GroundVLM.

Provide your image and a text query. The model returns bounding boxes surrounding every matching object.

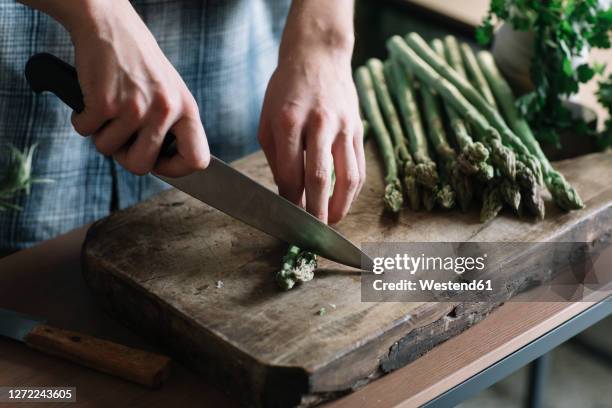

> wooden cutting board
[82,144,612,407]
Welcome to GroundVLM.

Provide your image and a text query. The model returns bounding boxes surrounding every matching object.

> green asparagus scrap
[367,58,420,211]
[276,245,317,290]
[476,51,583,211]
[403,33,542,183]
[387,36,516,181]
[480,184,504,223]
[458,41,497,109]
[0,144,52,211]
[386,59,438,191]
[355,66,404,213]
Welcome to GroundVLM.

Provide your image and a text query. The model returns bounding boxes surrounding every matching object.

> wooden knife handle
[24,324,171,388]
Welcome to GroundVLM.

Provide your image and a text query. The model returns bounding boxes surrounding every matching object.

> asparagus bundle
[366,59,421,211]
[385,59,438,191]
[476,51,583,211]
[403,33,543,183]
[387,36,517,182]
[355,66,404,213]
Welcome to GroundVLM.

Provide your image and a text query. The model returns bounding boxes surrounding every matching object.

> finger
[153,114,210,177]
[90,114,141,157]
[353,126,366,198]
[328,132,360,224]
[257,118,277,181]
[305,120,333,223]
[273,109,305,205]
[114,122,167,176]
[71,98,115,136]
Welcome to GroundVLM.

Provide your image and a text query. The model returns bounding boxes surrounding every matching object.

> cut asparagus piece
[402,33,542,182]
[387,35,517,181]
[459,41,497,109]
[355,66,404,213]
[276,245,317,290]
[386,59,438,190]
[367,58,420,210]
[476,50,583,211]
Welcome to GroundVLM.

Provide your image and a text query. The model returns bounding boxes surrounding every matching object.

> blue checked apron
[0,0,290,252]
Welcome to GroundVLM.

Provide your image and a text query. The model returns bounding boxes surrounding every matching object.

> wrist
[279,29,354,65]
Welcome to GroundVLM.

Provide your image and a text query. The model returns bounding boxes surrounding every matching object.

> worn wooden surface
[82,144,612,407]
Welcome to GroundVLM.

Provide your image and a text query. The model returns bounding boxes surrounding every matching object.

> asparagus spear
[419,84,461,210]
[500,177,522,212]
[276,245,317,290]
[480,184,504,223]
[402,33,542,182]
[458,41,497,109]
[355,66,404,213]
[385,59,439,190]
[476,51,583,211]
[367,59,420,211]
[515,161,545,219]
[443,36,467,79]
[387,36,516,181]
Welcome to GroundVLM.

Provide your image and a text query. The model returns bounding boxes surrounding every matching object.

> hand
[258,34,365,224]
[64,0,209,177]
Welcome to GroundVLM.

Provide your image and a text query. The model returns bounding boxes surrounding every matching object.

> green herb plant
[0,144,52,211]
[476,0,612,147]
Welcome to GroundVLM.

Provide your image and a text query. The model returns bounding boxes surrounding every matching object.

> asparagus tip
[384,179,404,213]
[480,185,503,223]
[415,162,439,189]
[549,173,585,211]
[435,184,456,210]
[500,179,522,211]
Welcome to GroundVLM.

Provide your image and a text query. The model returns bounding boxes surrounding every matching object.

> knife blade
[25,53,370,269]
[0,307,171,387]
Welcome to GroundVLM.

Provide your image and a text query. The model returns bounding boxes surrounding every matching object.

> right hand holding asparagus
[60,0,210,177]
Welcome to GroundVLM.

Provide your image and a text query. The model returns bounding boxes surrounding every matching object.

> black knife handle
[24,53,176,157]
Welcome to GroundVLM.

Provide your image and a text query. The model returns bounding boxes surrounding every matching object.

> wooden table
[1,225,610,407]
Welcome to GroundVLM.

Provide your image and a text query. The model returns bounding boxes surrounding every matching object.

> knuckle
[308,167,329,188]
[278,107,301,132]
[151,90,175,119]
[96,96,118,118]
[345,172,360,191]
[124,97,147,120]
[310,107,334,128]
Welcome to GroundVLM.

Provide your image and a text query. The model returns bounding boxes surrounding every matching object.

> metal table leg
[527,353,550,408]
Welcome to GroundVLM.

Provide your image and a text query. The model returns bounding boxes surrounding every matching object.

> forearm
[280,0,355,60]
[17,0,112,35]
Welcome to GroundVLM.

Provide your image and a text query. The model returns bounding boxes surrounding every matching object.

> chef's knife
[0,308,170,388]
[25,53,370,270]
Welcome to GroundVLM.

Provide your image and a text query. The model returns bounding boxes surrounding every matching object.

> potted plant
[476,0,612,158]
